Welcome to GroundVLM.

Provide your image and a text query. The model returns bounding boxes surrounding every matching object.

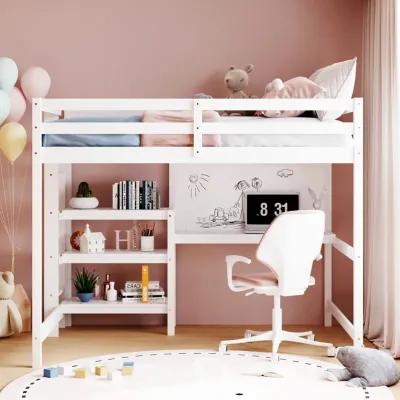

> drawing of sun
[188,173,210,198]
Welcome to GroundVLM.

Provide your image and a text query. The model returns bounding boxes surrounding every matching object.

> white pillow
[309,58,357,121]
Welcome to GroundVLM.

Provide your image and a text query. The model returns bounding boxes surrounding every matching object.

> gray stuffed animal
[325,346,400,387]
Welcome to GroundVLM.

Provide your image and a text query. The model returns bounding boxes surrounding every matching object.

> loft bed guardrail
[32,98,362,164]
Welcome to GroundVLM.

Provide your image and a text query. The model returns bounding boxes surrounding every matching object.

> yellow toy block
[95,366,106,376]
[74,368,88,379]
[121,366,133,376]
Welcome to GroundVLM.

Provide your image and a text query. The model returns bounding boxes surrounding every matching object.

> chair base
[219,329,336,358]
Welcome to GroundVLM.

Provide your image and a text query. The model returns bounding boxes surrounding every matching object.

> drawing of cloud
[277,169,294,178]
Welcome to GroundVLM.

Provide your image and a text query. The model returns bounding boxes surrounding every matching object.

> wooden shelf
[59,207,171,221]
[59,298,167,314]
[59,249,168,264]
[175,231,336,244]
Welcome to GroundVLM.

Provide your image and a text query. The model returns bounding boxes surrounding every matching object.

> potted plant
[73,268,98,302]
[69,181,99,209]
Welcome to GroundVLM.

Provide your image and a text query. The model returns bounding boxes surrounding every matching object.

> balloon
[0,122,27,163]
[5,87,26,123]
[0,90,10,125]
[21,66,51,103]
[0,57,18,93]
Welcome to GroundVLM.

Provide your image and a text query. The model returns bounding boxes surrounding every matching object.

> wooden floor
[0,325,399,398]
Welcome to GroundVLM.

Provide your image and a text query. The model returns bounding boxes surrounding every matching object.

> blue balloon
[0,90,11,125]
[0,57,18,93]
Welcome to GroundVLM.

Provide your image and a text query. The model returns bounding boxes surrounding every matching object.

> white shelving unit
[42,166,176,356]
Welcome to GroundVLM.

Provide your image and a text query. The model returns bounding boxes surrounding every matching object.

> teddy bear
[224,64,256,115]
[325,346,400,387]
[0,271,23,337]
[225,64,254,99]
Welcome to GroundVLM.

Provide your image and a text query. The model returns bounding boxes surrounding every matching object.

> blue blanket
[42,115,141,147]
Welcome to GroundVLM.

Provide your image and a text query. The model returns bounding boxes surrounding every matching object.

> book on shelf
[121,297,166,304]
[120,289,165,298]
[125,280,160,291]
[112,180,160,210]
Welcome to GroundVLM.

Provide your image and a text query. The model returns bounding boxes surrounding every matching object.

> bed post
[353,98,364,347]
[167,210,176,335]
[61,164,72,328]
[44,164,60,337]
[32,98,43,368]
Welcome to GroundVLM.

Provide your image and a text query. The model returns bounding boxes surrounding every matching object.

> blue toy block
[43,367,59,378]
[123,361,134,367]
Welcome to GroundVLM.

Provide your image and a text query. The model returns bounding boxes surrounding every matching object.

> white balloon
[0,90,11,125]
[0,57,18,93]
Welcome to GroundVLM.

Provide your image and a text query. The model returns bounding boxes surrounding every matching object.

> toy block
[107,370,122,381]
[95,365,106,376]
[123,361,134,367]
[121,366,133,376]
[43,368,58,378]
[74,368,89,379]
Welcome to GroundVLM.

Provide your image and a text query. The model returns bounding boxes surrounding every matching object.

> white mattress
[219,116,349,147]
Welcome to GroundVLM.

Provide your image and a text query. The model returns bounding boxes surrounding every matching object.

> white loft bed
[32,98,363,368]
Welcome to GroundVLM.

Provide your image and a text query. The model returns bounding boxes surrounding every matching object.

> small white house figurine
[79,224,105,253]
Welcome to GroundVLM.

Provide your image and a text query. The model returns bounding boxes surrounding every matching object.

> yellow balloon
[0,122,27,163]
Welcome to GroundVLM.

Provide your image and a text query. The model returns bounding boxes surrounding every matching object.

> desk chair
[219,210,335,357]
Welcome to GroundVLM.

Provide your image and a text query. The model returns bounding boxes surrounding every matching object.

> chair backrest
[255,210,325,296]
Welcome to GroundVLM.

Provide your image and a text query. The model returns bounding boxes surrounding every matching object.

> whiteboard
[169,164,331,233]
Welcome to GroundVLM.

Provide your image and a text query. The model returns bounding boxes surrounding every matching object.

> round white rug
[0,350,394,400]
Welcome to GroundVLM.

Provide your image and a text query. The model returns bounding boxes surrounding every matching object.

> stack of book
[120,280,165,304]
[112,180,160,210]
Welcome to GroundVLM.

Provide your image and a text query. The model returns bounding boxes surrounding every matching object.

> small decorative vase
[69,197,99,209]
[141,236,154,252]
[106,282,117,302]
[77,292,93,302]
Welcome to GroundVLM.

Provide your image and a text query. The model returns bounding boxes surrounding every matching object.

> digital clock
[244,192,299,233]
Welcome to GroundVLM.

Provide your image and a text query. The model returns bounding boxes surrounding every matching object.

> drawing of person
[234,180,250,222]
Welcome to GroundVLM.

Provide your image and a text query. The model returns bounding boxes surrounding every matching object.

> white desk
[175,231,336,244]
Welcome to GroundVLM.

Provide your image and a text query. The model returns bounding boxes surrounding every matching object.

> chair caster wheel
[307,334,315,341]
[327,346,336,357]
[219,343,227,353]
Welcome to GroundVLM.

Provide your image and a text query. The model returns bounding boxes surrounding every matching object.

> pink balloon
[21,66,51,103]
[5,87,26,122]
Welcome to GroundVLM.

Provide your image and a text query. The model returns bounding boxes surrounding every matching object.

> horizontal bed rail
[38,146,355,164]
[41,121,354,135]
[196,98,355,112]
[38,98,356,112]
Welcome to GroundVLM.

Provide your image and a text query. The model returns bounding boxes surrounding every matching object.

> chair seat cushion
[232,272,315,288]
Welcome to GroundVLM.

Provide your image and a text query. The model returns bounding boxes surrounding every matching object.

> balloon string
[0,157,12,241]
[16,160,28,232]
[11,162,15,274]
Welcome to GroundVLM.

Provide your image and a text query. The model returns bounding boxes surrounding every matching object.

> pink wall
[0,0,362,325]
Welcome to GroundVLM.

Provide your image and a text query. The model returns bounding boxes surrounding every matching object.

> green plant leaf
[73,267,98,293]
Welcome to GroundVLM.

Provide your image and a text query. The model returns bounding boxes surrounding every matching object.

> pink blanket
[141,110,221,146]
